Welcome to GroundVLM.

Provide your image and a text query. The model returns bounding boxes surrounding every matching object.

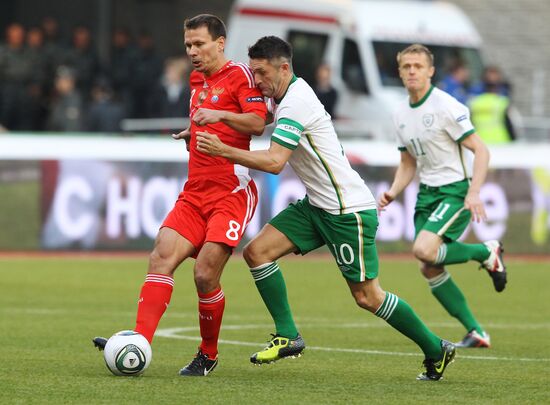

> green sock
[375,292,441,359]
[435,241,490,265]
[429,271,484,334]
[250,262,298,339]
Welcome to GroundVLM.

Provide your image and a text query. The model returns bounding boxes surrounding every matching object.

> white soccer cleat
[481,240,507,292]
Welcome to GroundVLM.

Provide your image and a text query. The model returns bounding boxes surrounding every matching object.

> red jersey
[188,60,267,177]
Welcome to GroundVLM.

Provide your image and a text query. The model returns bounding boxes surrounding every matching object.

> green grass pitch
[1,255,549,404]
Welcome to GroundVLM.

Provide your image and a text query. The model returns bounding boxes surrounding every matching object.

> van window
[373,41,483,87]
[287,31,329,86]
[342,38,368,94]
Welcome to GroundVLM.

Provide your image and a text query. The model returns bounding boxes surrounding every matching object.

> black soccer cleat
[480,240,507,292]
[179,349,218,376]
[92,336,108,351]
[417,340,456,381]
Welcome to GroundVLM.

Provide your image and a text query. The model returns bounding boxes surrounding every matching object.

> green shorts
[414,179,471,242]
[269,197,379,282]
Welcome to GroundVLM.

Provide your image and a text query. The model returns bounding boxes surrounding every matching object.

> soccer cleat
[250,334,305,364]
[416,340,456,381]
[179,349,218,376]
[455,329,491,348]
[480,240,507,292]
[92,336,108,351]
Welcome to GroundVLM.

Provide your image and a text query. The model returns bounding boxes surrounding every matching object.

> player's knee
[353,290,384,313]
[193,263,216,292]
[412,242,437,263]
[148,249,176,275]
[243,240,269,267]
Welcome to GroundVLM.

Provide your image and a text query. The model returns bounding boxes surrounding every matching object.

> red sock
[134,273,174,343]
[198,287,225,359]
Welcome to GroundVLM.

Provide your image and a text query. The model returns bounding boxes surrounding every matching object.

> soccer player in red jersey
[93,14,267,377]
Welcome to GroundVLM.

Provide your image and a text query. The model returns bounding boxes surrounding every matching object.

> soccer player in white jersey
[378,44,507,349]
[196,36,455,381]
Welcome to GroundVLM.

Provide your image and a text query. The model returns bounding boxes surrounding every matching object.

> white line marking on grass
[156,325,550,363]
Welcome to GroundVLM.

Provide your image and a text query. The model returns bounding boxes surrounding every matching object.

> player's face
[398,53,434,93]
[184,26,225,76]
[249,58,286,99]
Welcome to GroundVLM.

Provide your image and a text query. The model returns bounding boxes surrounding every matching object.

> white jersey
[393,86,475,187]
[269,76,375,214]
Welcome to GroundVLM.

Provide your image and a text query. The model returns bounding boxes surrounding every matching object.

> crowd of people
[0,18,191,132]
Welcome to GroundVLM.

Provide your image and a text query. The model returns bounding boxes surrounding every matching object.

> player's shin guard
[135,273,174,343]
[198,287,225,359]
[375,292,441,359]
[435,241,490,265]
[250,262,298,339]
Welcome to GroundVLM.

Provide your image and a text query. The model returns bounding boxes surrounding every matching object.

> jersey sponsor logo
[246,96,264,103]
[456,114,468,123]
[422,114,434,127]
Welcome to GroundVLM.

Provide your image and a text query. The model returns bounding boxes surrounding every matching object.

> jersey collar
[275,74,298,104]
[409,85,434,108]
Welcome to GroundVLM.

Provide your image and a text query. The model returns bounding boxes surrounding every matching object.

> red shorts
[162,169,258,256]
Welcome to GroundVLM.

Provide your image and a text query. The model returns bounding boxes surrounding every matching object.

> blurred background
[1,0,550,254]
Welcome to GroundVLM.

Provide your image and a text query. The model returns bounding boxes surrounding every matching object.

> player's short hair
[184,14,226,40]
[248,36,293,67]
[397,43,434,66]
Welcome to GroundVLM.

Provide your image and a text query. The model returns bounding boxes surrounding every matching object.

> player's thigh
[149,226,196,275]
[205,182,258,248]
[244,223,299,266]
[161,199,206,254]
[317,208,380,283]
[193,241,232,289]
[268,198,325,255]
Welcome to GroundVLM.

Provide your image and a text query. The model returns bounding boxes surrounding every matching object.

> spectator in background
[129,30,162,118]
[438,60,470,105]
[86,78,125,132]
[0,23,34,130]
[41,17,66,97]
[470,65,510,97]
[25,26,49,130]
[313,63,338,117]
[109,27,135,115]
[47,66,83,131]
[63,25,101,99]
[469,68,517,144]
[151,56,190,118]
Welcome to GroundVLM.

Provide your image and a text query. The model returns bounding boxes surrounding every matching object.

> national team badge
[423,114,434,127]
[197,90,208,105]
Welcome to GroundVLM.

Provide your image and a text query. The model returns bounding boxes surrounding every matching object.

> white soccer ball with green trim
[103,330,152,376]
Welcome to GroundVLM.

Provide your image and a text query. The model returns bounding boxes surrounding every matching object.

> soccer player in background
[378,44,507,348]
[93,14,267,376]
[196,36,456,381]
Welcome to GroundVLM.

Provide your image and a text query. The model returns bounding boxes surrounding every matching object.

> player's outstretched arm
[196,131,292,174]
[461,133,490,223]
[193,108,265,135]
[378,150,417,210]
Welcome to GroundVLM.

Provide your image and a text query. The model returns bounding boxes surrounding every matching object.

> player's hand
[464,190,487,223]
[172,127,191,151]
[192,108,226,126]
[377,191,395,212]
[196,131,225,156]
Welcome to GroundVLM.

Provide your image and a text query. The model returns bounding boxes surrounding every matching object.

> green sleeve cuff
[457,129,475,143]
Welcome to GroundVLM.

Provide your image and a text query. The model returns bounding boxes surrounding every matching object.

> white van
[226,0,483,140]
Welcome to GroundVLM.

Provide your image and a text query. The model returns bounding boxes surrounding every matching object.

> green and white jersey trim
[393,86,475,187]
[271,77,375,214]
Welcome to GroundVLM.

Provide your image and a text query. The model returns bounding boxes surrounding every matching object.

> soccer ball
[103,330,152,376]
